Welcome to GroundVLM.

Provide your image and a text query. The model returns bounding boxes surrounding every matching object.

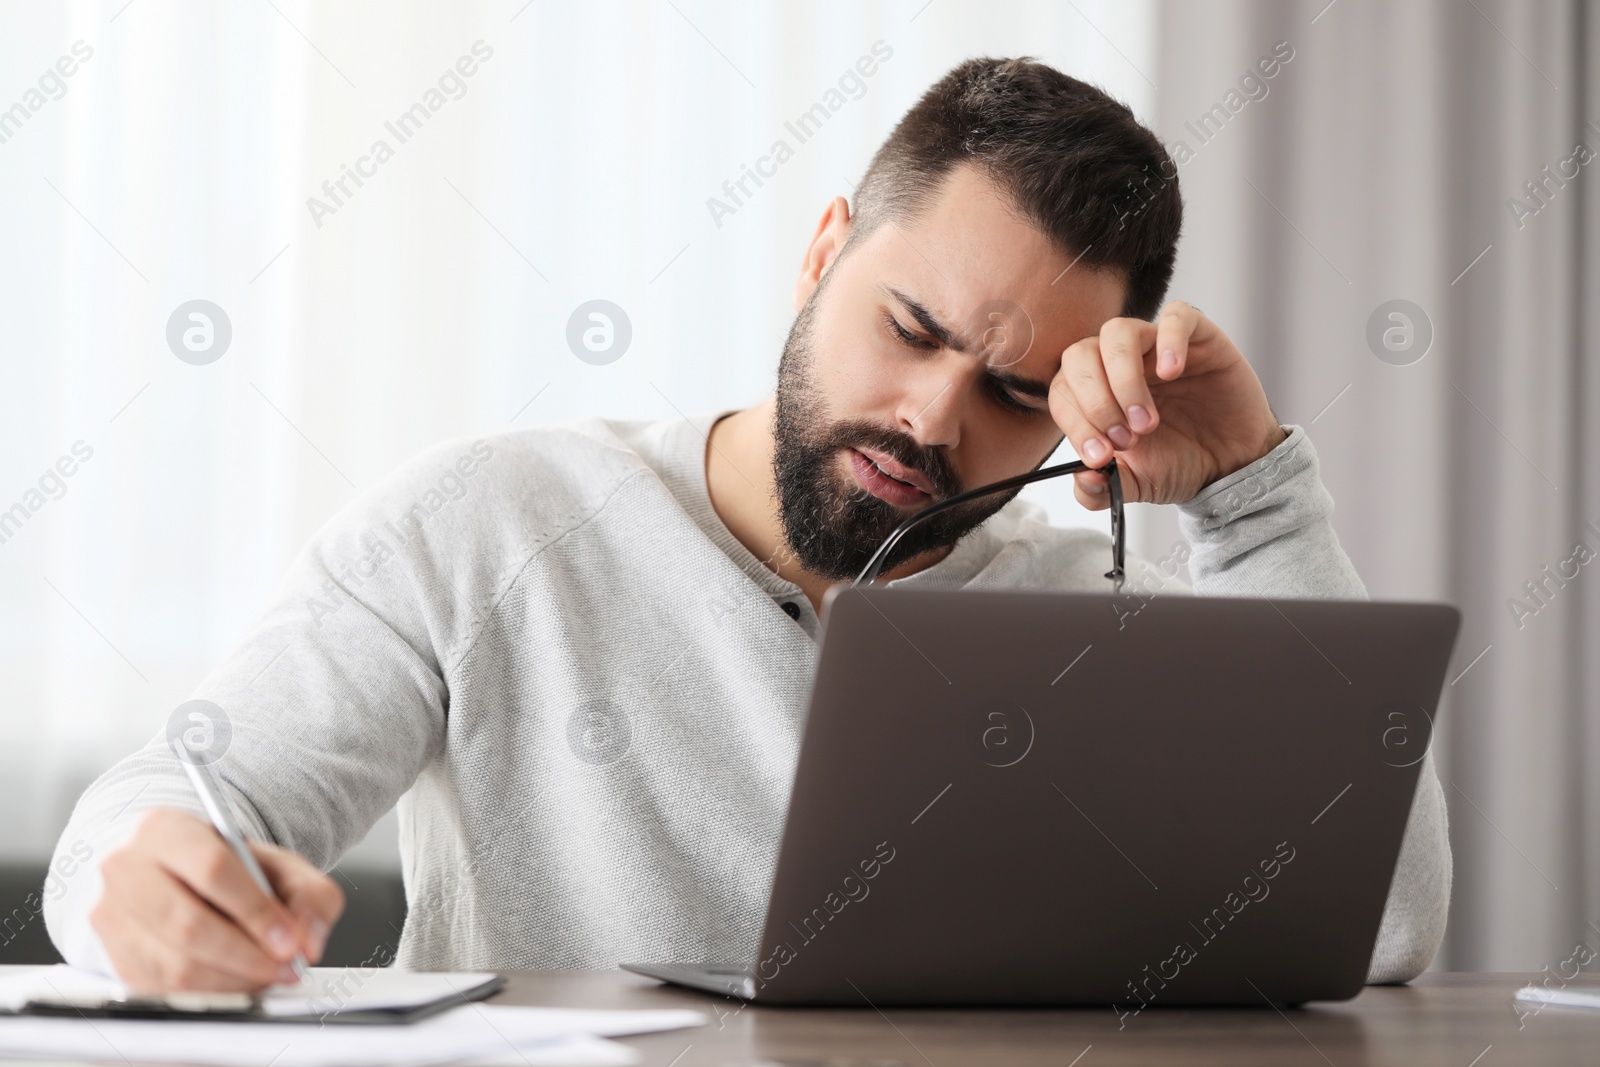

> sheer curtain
[1154,0,1600,970]
[0,1,1155,867]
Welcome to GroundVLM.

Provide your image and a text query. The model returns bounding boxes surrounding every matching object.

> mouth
[847,447,934,507]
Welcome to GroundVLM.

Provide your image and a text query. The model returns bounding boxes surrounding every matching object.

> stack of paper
[0,965,705,1066]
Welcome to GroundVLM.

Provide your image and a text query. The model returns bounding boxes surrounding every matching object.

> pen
[168,736,311,985]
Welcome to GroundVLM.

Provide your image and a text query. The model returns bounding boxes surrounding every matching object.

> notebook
[0,964,504,1023]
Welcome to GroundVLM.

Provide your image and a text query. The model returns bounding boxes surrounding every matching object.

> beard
[771,279,1028,582]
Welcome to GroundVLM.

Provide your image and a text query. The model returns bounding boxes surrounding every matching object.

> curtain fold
[1156,0,1600,970]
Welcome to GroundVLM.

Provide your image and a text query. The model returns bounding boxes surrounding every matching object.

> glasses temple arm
[853,457,1123,586]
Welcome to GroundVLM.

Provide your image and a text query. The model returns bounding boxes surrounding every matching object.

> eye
[882,310,935,350]
[988,377,1045,416]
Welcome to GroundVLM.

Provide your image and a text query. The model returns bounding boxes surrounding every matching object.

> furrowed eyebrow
[883,286,964,352]
[881,284,1055,404]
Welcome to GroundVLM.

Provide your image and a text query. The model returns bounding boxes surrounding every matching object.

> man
[45,57,1449,993]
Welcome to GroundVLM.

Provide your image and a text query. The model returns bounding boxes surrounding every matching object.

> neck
[704,398,951,614]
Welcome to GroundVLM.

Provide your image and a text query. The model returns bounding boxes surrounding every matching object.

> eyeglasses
[853,458,1125,592]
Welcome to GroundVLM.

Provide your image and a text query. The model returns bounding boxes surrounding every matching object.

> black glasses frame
[852,458,1125,590]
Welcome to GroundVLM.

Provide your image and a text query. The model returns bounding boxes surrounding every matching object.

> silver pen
[169,737,311,985]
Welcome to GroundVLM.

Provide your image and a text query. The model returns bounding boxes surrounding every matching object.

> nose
[895,359,965,450]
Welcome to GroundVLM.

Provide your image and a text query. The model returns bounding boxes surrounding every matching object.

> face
[773,163,1128,580]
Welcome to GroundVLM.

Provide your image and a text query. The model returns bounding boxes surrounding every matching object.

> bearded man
[46,56,1448,994]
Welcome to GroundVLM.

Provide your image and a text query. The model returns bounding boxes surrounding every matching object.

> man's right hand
[90,808,345,994]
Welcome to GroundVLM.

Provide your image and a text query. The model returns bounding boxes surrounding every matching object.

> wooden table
[490,970,1598,1066]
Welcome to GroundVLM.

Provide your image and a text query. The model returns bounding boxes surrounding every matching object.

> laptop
[624,586,1461,1006]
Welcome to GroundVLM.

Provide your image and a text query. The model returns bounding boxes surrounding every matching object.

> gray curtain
[1146,0,1600,970]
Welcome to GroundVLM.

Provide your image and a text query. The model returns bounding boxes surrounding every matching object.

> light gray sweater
[43,414,1449,983]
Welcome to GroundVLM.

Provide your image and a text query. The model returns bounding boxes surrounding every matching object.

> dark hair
[849,57,1182,321]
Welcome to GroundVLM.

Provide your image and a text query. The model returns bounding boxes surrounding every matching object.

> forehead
[850,163,1127,366]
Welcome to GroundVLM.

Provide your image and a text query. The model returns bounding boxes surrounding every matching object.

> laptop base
[621,962,755,1001]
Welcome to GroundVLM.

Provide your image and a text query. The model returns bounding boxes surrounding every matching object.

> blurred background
[0,0,1594,974]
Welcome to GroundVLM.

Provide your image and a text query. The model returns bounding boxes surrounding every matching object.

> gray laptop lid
[746,588,1460,1006]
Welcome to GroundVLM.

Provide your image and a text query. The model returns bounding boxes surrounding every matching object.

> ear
[794,196,853,311]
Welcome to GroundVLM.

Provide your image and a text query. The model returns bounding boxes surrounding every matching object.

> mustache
[819,418,962,500]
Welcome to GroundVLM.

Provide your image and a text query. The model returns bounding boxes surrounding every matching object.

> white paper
[258,968,502,1017]
[0,966,706,1067]
[0,1011,661,1067]
[453,1032,640,1066]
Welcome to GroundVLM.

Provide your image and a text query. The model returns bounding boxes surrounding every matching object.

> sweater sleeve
[1175,424,1451,983]
[39,438,504,978]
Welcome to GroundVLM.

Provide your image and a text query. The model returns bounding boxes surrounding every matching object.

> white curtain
[0,0,1155,867]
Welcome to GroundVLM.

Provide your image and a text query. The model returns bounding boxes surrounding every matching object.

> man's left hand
[1047,300,1287,509]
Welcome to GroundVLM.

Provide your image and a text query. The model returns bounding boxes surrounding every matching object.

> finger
[1052,338,1125,463]
[119,858,284,987]
[101,856,283,990]
[1099,317,1160,436]
[144,810,302,964]
[253,842,345,964]
[1073,470,1111,512]
[101,909,225,996]
[122,919,272,995]
[1154,300,1213,381]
